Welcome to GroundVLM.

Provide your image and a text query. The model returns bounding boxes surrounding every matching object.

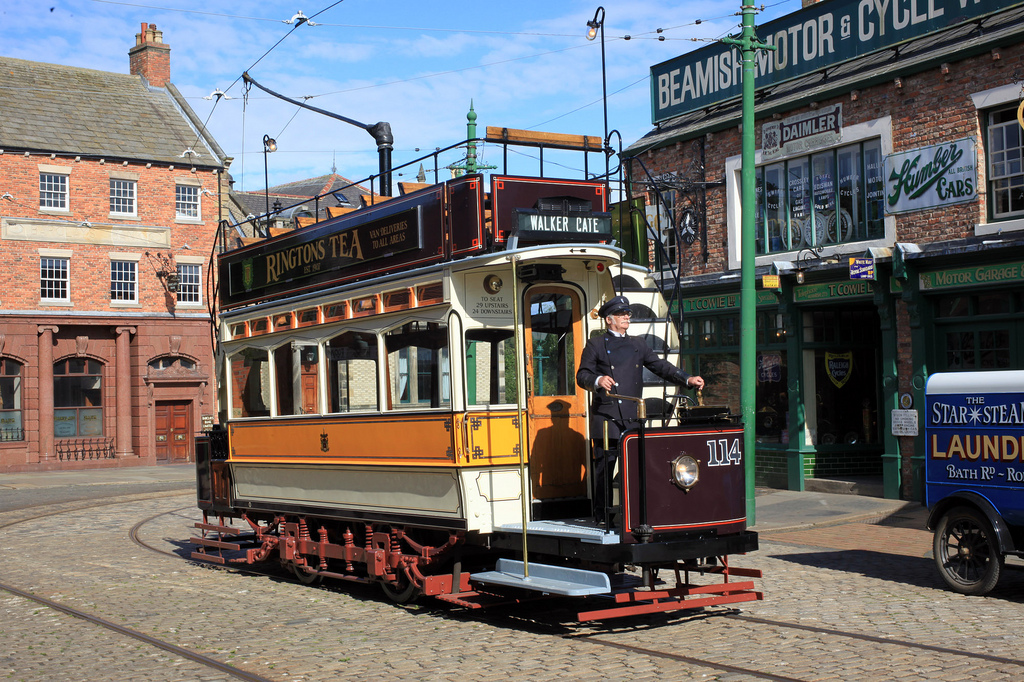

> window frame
[984,104,1024,221]
[109,178,137,216]
[0,358,24,442]
[53,358,104,438]
[39,172,68,210]
[175,263,202,305]
[175,184,201,220]
[40,256,70,302]
[726,115,894,270]
[110,259,138,303]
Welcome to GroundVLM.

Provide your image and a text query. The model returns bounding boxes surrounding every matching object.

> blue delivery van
[925,371,1024,595]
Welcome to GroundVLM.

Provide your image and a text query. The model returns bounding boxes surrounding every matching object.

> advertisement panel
[925,371,1024,526]
[884,138,977,214]
[650,0,1023,122]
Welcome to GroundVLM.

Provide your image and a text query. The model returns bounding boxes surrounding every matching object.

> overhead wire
[100,0,791,184]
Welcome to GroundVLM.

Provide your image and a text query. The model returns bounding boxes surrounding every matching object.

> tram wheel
[933,506,1003,596]
[291,562,323,585]
[380,574,417,604]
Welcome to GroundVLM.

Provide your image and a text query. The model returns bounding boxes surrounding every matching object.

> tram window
[612,274,642,289]
[229,348,270,418]
[296,308,319,327]
[323,302,348,322]
[274,343,320,416]
[417,282,444,305]
[639,333,666,352]
[529,293,575,396]
[466,329,517,406]
[385,321,451,409]
[327,331,379,412]
[629,303,657,321]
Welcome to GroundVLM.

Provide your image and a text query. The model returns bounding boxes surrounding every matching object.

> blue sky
[1,0,798,192]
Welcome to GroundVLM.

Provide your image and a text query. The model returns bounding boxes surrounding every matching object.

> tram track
[0,579,275,682]
[133,504,1024,681]
[10,496,1024,682]
[0,491,277,682]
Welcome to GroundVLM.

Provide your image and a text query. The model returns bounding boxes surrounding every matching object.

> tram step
[471,558,611,596]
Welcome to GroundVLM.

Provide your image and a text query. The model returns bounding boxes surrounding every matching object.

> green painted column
[781,283,805,491]
[875,276,902,499]
[723,6,774,523]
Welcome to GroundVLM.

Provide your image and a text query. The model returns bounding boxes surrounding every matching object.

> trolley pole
[722,5,774,525]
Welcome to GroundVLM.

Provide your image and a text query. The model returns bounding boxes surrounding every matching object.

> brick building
[625,0,1024,500]
[0,23,230,471]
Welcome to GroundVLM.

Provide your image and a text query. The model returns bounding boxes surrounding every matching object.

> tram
[192,129,760,620]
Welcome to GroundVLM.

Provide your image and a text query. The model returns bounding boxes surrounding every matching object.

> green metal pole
[724,4,773,525]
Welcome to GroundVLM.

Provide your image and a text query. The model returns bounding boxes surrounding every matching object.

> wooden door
[523,286,587,500]
[155,401,192,463]
[300,347,319,414]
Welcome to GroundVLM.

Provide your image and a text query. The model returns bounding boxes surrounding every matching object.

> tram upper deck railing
[217,130,621,311]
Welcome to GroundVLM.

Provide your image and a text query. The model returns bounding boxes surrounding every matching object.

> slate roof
[232,173,372,217]
[268,173,371,206]
[0,55,224,167]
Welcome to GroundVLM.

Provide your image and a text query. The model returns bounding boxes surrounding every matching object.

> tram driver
[576,295,705,520]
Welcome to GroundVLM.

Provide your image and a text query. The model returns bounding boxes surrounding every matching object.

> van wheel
[933,507,1003,595]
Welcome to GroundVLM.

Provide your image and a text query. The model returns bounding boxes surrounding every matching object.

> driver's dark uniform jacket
[576,331,693,515]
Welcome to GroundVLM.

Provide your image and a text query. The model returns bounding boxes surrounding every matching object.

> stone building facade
[625,1,1024,500]
[0,23,230,471]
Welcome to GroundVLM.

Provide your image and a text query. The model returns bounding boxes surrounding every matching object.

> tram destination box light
[518,263,566,282]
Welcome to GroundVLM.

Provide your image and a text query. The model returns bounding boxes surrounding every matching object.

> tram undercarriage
[192,503,761,621]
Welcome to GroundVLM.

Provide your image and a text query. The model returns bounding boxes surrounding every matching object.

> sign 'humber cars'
[884,138,977,214]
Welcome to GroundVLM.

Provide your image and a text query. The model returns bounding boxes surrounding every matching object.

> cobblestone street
[2,483,1023,681]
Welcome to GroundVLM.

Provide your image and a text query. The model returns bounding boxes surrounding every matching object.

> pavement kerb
[754,499,926,535]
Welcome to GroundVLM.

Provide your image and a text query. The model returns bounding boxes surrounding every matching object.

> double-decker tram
[193,130,761,620]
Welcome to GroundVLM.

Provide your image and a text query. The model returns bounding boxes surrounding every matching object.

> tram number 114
[706,438,742,467]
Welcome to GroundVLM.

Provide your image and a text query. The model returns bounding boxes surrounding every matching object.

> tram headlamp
[671,454,699,491]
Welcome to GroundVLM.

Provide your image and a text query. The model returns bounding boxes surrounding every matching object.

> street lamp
[586,6,609,183]
[263,134,277,237]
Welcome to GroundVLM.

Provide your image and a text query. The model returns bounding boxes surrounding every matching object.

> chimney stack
[129,22,170,87]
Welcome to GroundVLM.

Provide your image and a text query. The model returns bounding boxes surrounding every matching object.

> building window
[40,257,69,301]
[755,140,884,255]
[109,179,137,215]
[935,290,1024,370]
[175,184,200,219]
[110,260,137,302]
[0,359,23,441]
[54,358,103,437]
[176,263,201,304]
[39,173,68,209]
[986,106,1024,220]
[680,310,789,444]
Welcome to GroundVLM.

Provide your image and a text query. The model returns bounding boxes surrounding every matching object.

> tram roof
[217,242,627,322]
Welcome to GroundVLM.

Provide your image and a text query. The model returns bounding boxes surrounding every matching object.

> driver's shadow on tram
[528,399,588,504]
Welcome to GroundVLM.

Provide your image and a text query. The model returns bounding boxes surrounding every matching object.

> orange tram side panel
[225,410,522,467]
